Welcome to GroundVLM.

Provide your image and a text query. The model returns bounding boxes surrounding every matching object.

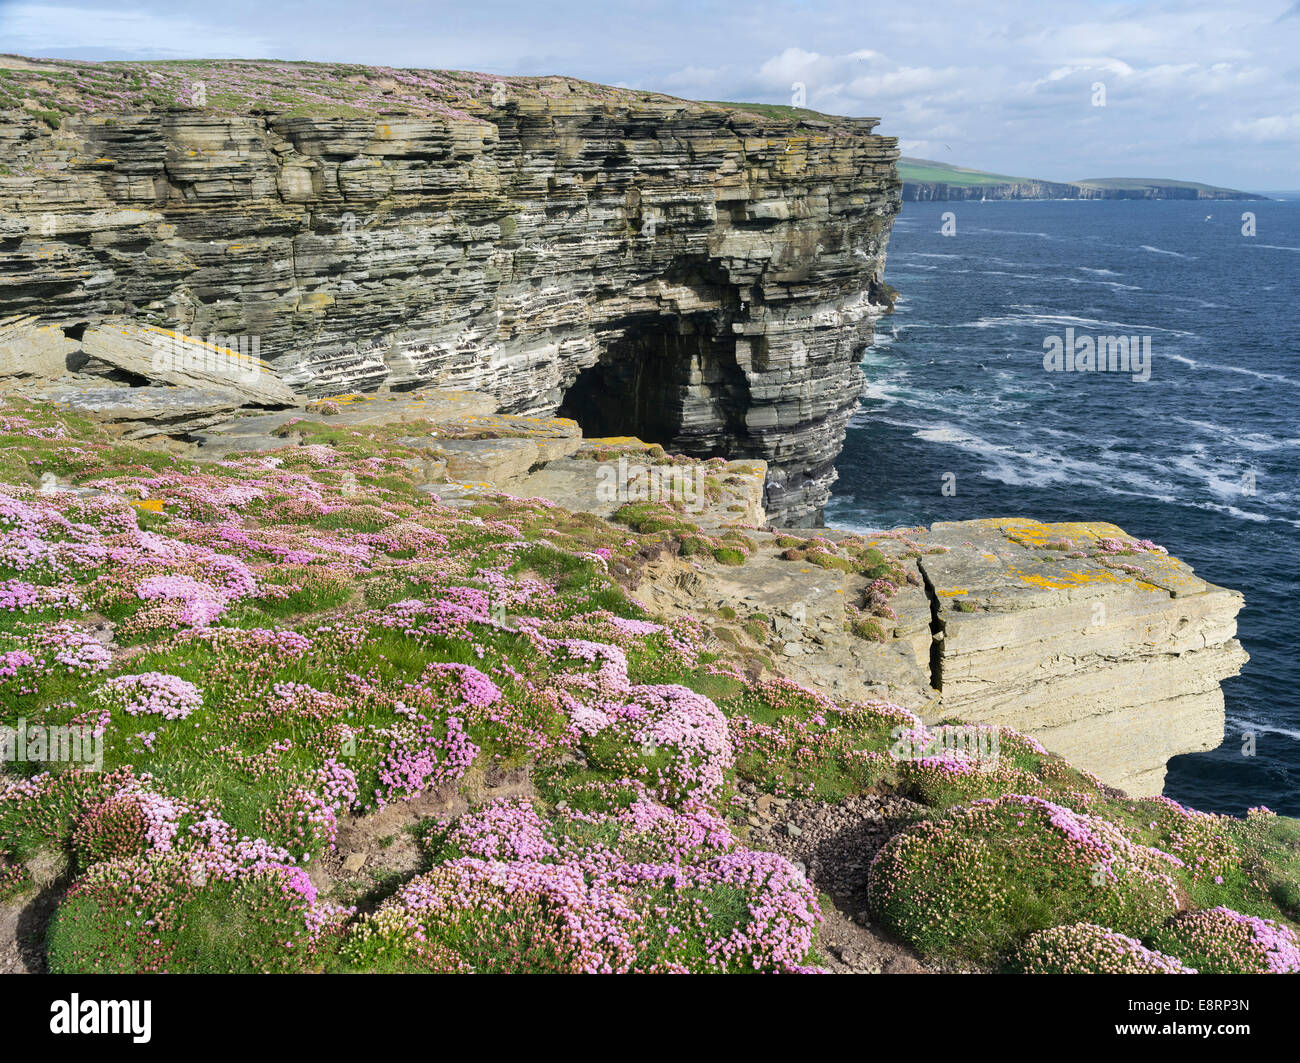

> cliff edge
[0,56,901,526]
[0,58,1248,796]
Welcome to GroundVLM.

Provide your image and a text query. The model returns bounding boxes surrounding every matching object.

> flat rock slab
[35,382,244,437]
[191,389,500,454]
[634,532,934,709]
[920,518,1216,606]
[427,413,582,463]
[0,316,80,379]
[437,437,540,485]
[513,458,623,519]
[515,441,768,530]
[309,390,497,427]
[82,322,298,408]
[414,481,489,507]
[189,433,299,460]
[910,518,1247,795]
[190,411,310,445]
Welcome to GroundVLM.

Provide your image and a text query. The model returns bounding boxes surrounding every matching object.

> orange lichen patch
[1010,566,1159,593]
[937,588,969,597]
[939,518,1007,533]
[1111,553,1207,597]
[994,519,1207,596]
[1002,519,1128,549]
[131,324,271,370]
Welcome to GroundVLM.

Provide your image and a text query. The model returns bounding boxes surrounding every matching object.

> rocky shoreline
[903,179,1268,201]
[0,59,1289,978]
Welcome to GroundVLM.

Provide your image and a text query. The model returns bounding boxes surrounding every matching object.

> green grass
[1074,176,1248,193]
[899,157,1029,186]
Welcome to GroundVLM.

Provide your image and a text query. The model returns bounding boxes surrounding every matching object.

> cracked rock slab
[915,518,1248,795]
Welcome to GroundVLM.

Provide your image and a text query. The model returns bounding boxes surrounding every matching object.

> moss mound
[868,794,1183,966]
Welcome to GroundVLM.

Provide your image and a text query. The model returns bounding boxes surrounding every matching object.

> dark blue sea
[831,196,1300,816]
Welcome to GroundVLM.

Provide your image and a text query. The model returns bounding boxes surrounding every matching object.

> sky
[2,0,1298,189]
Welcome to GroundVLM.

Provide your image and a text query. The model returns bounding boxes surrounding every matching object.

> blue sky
[2,0,1297,189]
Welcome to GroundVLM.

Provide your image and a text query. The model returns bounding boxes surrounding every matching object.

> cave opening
[557,303,756,480]
[559,316,694,448]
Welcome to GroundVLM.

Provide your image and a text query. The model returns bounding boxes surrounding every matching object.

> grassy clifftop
[900,157,1033,187]
[0,55,681,124]
[900,155,1264,199]
[0,396,1296,973]
[0,55,875,132]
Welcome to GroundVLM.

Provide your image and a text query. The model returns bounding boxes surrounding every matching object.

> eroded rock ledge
[915,520,1247,795]
[0,70,900,525]
[181,392,1247,796]
[635,513,1247,797]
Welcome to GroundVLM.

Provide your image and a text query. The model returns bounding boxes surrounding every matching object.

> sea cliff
[0,59,1280,979]
[0,57,900,526]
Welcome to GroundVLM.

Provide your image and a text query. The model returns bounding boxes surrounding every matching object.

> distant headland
[899,156,1269,201]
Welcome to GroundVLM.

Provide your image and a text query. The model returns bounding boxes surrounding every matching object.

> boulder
[80,323,298,408]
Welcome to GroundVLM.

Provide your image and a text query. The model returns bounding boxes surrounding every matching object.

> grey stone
[0,101,900,524]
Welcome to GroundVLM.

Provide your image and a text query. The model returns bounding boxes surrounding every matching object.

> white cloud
[0,2,275,58]
[1,0,1294,187]
[1231,113,1300,140]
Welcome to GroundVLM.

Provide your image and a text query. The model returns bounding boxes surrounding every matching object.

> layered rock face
[904,179,1080,201]
[0,83,900,524]
[916,519,1248,795]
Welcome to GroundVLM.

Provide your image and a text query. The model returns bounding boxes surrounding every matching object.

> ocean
[831,196,1300,816]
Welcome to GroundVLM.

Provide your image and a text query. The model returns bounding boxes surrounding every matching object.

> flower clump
[1150,907,1300,974]
[345,797,819,973]
[96,672,203,720]
[1017,923,1195,974]
[71,780,190,868]
[868,794,1183,966]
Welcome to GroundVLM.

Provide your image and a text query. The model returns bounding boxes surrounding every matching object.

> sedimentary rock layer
[916,519,1248,795]
[152,384,1252,794]
[0,66,900,524]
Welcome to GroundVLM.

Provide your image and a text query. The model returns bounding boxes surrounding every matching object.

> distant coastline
[901,157,1269,201]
